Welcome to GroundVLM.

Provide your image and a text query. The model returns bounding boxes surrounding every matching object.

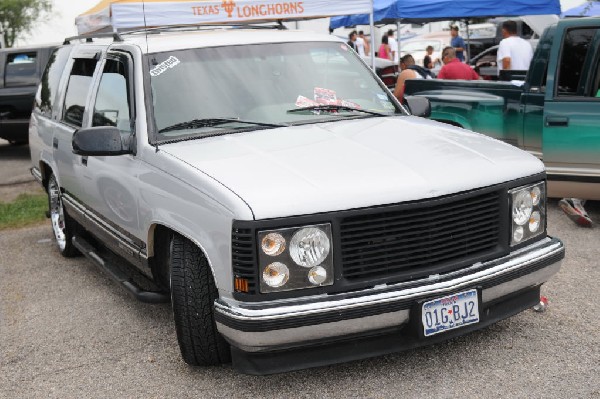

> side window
[62,58,98,127]
[34,47,71,118]
[556,28,597,97]
[4,52,37,87]
[592,55,600,98]
[92,58,132,134]
[521,23,533,40]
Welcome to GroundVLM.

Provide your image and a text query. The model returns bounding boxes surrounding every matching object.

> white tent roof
[76,0,373,34]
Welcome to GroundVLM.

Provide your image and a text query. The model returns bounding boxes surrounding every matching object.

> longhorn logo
[221,0,236,18]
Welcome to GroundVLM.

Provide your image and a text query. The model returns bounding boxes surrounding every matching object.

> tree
[0,0,52,48]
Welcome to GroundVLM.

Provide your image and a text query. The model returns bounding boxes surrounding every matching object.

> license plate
[422,289,479,337]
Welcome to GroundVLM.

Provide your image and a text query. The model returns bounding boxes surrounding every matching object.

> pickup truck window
[62,58,98,127]
[5,52,37,87]
[556,28,597,97]
[92,59,132,134]
[34,47,71,118]
[149,41,400,140]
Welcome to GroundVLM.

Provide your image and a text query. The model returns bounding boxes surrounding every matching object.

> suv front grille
[339,191,501,281]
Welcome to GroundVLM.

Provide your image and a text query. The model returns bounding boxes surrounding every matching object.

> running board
[72,236,169,304]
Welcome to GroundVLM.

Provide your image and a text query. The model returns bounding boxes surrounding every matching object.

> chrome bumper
[215,237,564,352]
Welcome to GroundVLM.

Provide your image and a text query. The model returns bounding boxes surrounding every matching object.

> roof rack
[63,32,124,45]
[120,21,288,36]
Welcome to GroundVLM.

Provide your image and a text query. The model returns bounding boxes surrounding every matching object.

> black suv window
[556,28,597,96]
[62,58,97,127]
[92,58,132,134]
[4,52,37,87]
[34,47,71,118]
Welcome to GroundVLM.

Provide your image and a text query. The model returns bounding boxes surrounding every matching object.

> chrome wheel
[48,175,67,251]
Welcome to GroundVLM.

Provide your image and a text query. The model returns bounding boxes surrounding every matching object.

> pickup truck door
[543,27,600,200]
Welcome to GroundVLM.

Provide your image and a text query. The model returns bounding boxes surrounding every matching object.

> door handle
[52,137,58,148]
[545,116,569,127]
[81,156,88,166]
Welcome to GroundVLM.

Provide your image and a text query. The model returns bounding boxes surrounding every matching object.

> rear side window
[62,58,98,127]
[34,47,71,118]
[4,52,37,87]
[556,28,597,96]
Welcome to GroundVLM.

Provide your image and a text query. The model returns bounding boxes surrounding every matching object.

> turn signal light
[234,277,249,293]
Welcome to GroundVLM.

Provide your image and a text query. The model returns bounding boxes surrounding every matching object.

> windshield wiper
[287,105,387,116]
[158,117,286,133]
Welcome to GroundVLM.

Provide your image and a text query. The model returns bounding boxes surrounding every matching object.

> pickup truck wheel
[170,234,231,366]
[47,174,79,257]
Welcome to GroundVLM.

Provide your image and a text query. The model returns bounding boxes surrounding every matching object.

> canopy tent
[329,0,562,29]
[76,0,373,34]
[562,1,600,17]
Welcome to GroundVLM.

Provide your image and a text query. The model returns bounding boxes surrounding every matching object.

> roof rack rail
[125,22,287,36]
[63,32,124,45]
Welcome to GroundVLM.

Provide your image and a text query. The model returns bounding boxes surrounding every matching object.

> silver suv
[30,26,564,375]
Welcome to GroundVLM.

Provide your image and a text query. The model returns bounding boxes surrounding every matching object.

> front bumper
[215,237,564,373]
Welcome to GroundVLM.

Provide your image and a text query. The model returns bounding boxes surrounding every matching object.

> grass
[0,193,48,230]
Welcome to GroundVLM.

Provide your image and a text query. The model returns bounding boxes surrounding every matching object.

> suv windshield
[149,41,402,140]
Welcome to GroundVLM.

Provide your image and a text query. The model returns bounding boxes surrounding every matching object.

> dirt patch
[0,181,45,203]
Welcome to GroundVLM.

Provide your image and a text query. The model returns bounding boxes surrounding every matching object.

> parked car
[360,55,398,88]
[0,44,56,144]
[399,32,486,67]
[30,26,564,375]
[405,17,600,200]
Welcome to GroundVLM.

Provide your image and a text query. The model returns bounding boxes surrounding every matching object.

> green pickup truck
[404,17,600,200]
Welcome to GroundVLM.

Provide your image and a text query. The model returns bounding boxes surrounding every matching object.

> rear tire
[47,173,79,257]
[170,233,231,366]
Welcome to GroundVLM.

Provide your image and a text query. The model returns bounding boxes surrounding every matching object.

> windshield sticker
[314,87,338,105]
[150,56,181,77]
[296,95,319,108]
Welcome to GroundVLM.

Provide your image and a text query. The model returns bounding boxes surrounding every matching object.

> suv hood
[162,116,544,220]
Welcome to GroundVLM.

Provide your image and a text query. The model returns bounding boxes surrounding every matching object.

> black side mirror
[404,96,431,118]
[72,126,130,156]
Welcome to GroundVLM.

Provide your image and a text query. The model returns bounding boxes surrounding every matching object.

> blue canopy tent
[562,1,600,17]
[330,0,562,27]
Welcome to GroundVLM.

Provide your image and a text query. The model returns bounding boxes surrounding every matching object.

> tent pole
[370,0,375,70]
[465,19,470,62]
[396,20,401,62]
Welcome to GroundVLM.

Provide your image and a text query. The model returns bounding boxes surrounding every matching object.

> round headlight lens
[263,262,289,288]
[308,266,327,285]
[290,227,330,268]
[529,211,541,232]
[513,190,533,226]
[261,232,286,256]
[513,226,524,243]
[531,186,542,206]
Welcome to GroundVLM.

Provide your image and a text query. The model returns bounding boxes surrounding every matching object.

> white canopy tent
[76,0,376,67]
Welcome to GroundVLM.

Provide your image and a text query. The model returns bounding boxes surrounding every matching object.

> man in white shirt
[387,29,399,63]
[355,31,366,57]
[497,20,533,71]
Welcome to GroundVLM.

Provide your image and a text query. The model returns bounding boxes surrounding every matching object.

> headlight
[257,223,333,293]
[290,227,330,267]
[510,182,546,246]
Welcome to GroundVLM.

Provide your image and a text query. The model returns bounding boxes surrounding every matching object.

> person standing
[423,45,434,69]
[497,20,534,71]
[378,35,391,60]
[450,26,466,62]
[358,31,370,56]
[437,47,480,80]
[387,29,398,63]
[347,31,358,52]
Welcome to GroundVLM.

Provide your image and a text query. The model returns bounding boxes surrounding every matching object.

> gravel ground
[0,140,44,203]
[1,201,599,398]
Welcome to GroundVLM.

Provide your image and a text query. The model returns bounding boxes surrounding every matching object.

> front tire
[47,174,79,257]
[170,233,231,366]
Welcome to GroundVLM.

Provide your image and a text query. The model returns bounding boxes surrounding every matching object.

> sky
[20,0,591,46]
